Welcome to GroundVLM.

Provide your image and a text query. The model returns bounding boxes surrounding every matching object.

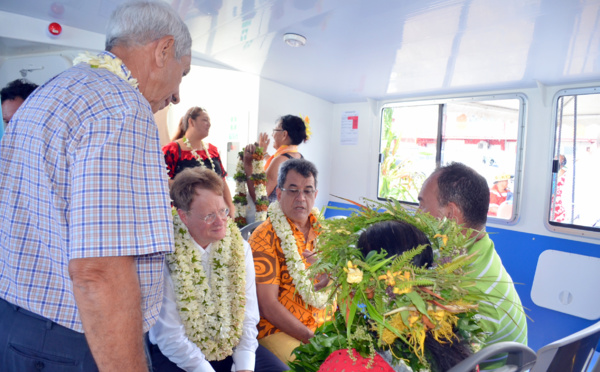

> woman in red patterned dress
[163,106,235,218]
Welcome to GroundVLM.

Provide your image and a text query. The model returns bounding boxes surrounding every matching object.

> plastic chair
[530,320,600,372]
[240,220,263,240]
[446,341,537,372]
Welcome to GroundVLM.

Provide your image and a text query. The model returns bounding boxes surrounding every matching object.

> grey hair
[277,158,318,189]
[105,0,192,60]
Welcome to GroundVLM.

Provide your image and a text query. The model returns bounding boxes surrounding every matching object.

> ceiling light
[283,33,306,47]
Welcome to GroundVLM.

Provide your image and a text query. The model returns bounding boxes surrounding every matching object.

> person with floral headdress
[163,106,235,218]
[289,211,480,372]
[243,114,311,204]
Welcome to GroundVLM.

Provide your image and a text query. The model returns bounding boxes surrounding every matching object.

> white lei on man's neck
[73,51,139,89]
[268,201,331,309]
[168,212,246,361]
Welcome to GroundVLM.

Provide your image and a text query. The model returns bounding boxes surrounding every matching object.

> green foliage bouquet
[290,199,487,372]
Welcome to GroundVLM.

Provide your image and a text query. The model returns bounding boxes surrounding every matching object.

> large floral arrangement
[233,146,268,228]
[290,199,491,372]
[269,201,332,309]
[168,210,246,361]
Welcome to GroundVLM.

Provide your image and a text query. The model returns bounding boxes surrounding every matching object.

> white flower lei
[268,201,331,309]
[168,213,246,360]
[183,137,216,171]
[73,51,138,88]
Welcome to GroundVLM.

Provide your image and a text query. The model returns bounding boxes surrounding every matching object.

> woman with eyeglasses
[163,106,235,218]
[244,114,310,204]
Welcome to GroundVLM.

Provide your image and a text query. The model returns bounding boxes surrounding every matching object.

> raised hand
[258,132,270,151]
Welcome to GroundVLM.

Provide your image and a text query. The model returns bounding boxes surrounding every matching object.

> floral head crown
[291,198,492,371]
[299,114,312,141]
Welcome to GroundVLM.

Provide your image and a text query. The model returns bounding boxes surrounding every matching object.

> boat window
[378,96,524,221]
[549,89,600,232]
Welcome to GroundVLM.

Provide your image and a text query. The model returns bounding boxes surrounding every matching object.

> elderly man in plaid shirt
[0,1,191,371]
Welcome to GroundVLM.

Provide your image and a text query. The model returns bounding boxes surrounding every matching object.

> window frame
[377,93,528,225]
[545,86,600,238]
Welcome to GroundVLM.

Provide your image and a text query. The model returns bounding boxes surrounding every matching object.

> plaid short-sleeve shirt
[0,54,174,332]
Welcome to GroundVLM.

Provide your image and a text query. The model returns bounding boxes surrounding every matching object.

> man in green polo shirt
[418,162,527,369]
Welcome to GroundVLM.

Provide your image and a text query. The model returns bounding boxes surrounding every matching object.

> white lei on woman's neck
[183,137,216,171]
[268,201,330,309]
[168,212,246,361]
[73,51,138,88]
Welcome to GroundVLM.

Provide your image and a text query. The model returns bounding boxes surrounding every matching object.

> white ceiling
[1,0,600,103]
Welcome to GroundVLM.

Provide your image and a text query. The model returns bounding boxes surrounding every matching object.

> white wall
[257,78,334,211]
[328,102,380,204]
[0,54,75,89]
[165,65,260,151]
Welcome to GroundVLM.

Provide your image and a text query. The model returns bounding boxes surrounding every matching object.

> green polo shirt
[468,234,528,369]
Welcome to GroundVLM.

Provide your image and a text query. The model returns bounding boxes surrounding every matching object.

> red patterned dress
[163,141,227,179]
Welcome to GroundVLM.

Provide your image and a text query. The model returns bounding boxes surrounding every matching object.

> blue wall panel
[488,226,598,351]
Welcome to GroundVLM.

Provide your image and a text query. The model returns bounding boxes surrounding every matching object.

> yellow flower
[378,270,396,286]
[344,261,363,283]
[399,271,411,281]
[347,267,363,283]
[379,270,412,293]
[408,311,421,327]
[382,311,427,361]
[381,313,407,344]
[299,113,312,140]
[433,233,448,247]
[429,309,459,343]
[393,286,411,295]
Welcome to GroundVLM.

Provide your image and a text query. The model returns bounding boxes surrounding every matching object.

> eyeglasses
[280,188,317,198]
[198,208,229,224]
[272,128,285,133]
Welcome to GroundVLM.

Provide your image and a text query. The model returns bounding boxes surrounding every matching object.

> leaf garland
[233,147,268,228]
[292,199,488,371]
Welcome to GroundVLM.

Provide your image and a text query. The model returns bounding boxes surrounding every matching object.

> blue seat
[240,220,263,240]
[446,341,536,372]
[531,320,600,372]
